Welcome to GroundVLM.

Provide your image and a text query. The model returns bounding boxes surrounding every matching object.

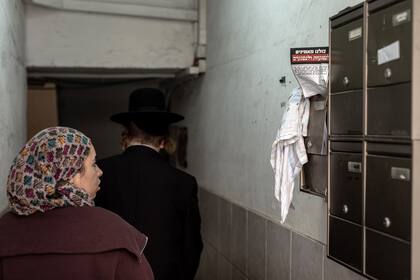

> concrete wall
[25,1,196,70]
[89,0,196,9]
[0,0,27,212]
[172,0,362,244]
[171,0,365,279]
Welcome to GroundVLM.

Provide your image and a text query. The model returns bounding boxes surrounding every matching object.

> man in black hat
[95,88,203,280]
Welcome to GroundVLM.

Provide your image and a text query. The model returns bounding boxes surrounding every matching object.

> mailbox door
[329,216,363,271]
[367,0,412,86]
[331,17,364,92]
[302,154,327,195]
[366,154,411,241]
[306,94,328,155]
[365,229,410,280]
[330,151,363,224]
[330,90,363,136]
[367,83,411,138]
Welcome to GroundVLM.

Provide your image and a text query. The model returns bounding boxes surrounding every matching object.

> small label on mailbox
[377,41,400,65]
[393,9,411,27]
[348,161,362,173]
[391,167,410,181]
[348,27,362,41]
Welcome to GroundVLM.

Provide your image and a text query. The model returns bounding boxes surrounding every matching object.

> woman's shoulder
[68,206,134,229]
[0,207,148,260]
[77,207,149,260]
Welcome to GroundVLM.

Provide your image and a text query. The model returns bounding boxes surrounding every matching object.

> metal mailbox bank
[328,0,414,279]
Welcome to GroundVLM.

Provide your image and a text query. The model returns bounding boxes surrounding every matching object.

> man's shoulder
[97,153,125,168]
[169,166,197,185]
[98,151,197,185]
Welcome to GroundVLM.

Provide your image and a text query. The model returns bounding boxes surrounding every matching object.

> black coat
[95,145,203,280]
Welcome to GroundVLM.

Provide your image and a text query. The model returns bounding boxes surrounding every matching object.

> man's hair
[124,121,167,147]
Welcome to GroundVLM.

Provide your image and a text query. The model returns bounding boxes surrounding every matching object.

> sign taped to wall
[290,47,329,197]
[290,47,329,98]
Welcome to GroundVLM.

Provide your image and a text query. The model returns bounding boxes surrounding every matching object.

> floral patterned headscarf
[6,127,94,216]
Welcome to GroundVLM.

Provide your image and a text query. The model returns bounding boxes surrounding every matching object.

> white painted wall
[0,0,27,213]
[25,2,196,70]
[172,0,362,243]
[88,0,196,9]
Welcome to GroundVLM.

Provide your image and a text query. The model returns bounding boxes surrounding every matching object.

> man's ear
[121,134,129,151]
[159,139,166,149]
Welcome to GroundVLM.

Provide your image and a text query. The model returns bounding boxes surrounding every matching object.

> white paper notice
[377,41,400,65]
[348,27,362,41]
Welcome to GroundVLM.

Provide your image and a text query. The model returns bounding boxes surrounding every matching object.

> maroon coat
[0,207,154,280]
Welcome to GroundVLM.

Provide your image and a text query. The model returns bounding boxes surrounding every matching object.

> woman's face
[71,145,103,198]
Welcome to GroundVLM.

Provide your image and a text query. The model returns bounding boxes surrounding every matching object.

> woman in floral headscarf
[0,127,154,280]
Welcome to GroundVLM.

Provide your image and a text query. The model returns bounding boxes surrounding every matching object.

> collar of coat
[0,207,148,260]
[126,142,160,152]
[124,144,163,158]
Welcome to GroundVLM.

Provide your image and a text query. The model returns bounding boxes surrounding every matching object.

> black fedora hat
[110,88,184,125]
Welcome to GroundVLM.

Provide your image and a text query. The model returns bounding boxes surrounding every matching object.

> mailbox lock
[342,204,349,214]
[384,67,392,79]
[343,76,350,87]
[383,217,392,228]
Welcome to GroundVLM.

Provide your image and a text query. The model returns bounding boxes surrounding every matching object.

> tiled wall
[196,188,367,280]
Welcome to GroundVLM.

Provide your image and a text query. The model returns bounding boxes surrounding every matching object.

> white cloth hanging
[270,87,309,223]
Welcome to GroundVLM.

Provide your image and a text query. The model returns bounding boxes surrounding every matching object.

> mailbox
[365,144,412,241]
[367,82,411,138]
[330,142,363,224]
[365,229,410,280]
[368,0,412,86]
[330,90,363,136]
[305,94,328,155]
[302,154,327,195]
[329,216,363,271]
[331,4,364,92]
[330,4,363,137]
[329,1,413,278]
